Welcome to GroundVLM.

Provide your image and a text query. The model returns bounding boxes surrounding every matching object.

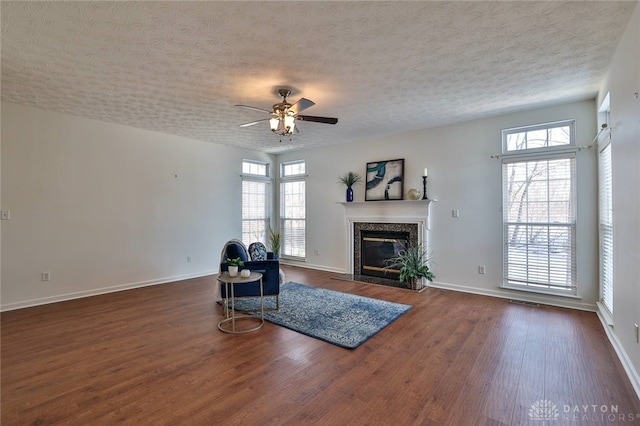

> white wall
[279,99,598,310]
[596,2,640,392]
[1,102,273,310]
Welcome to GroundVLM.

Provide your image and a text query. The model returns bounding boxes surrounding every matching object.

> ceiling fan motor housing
[277,89,292,99]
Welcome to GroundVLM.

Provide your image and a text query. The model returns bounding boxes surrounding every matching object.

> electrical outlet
[314,249,320,256]
[187,256,192,263]
[41,272,50,281]
[1,210,10,220]
[478,265,486,274]
[452,209,460,218]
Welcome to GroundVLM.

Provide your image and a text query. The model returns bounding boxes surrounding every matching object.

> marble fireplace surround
[339,200,433,281]
[354,222,419,279]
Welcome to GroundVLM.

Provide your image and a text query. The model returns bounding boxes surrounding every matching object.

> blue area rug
[232,282,412,349]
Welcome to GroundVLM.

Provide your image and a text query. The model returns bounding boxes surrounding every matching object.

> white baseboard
[0,270,217,312]
[428,280,596,312]
[277,266,596,312]
[595,304,640,400]
[279,259,346,274]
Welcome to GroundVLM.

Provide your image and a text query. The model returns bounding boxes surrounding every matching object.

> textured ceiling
[1,1,636,154]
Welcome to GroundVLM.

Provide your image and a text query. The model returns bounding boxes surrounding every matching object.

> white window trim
[279,160,306,260]
[502,119,575,156]
[241,160,271,247]
[280,159,307,179]
[501,121,578,297]
[598,135,614,315]
[241,159,271,179]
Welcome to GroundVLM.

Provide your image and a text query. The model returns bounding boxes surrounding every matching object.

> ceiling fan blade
[239,118,269,128]
[289,98,315,115]
[297,115,338,125]
[235,104,272,114]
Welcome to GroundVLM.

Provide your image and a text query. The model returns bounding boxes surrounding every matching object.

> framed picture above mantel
[365,159,404,201]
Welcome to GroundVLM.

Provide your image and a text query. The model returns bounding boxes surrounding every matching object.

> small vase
[228,265,238,277]
[346,187,354,202]
[240,269,251,278]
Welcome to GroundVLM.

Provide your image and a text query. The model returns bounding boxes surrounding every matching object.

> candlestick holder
[422,176,428,200]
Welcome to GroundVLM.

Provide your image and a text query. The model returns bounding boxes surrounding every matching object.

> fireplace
[339,199,433,289]
[360,230,410,280]
[353,222,419,287]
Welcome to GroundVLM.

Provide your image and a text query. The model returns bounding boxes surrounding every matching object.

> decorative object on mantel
[337,199,436,206]
[384,243,434,290]
[338,171,362,202]
[365,159,404,201]
[407,188,421,200]
[422,167,429,200]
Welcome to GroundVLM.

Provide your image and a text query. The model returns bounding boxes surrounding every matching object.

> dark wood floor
[2,266,639,425]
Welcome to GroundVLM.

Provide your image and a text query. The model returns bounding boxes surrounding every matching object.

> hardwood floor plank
[2,266,638,425]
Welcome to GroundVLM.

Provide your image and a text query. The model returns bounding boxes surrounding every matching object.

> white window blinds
[599,143,613,314]
[242,180,269,246]
[503,155,577,294]
[241,160,269,246]
[280,160,306,258]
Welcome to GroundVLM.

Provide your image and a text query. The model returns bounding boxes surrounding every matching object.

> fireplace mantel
[339,199,436,276]
[337,199,436,208]
[338,199,436,228]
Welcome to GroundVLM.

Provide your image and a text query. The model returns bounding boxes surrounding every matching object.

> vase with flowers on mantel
[339,171,362,203]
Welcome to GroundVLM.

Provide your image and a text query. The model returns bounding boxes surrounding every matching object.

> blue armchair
[219,239,281,310]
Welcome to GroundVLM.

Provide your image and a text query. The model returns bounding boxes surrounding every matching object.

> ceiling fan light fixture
[269,117,280,132]
[283,115,296,134]
[237,88,337,141]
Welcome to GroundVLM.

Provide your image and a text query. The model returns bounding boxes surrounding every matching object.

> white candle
[423,168,428,177]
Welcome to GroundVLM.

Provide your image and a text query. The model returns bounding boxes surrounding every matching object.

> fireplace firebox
[352,222,420,288]
[360,230,410,280]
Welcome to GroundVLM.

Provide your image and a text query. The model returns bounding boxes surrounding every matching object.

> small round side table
[217,271,264,334]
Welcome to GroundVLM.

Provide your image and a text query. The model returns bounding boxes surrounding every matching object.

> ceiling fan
[236,89,338,141]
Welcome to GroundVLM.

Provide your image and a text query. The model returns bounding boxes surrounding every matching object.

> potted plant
[384,244,434,290]
[338,171,362,202]
[226,257,244,277]
[267,227,281,259]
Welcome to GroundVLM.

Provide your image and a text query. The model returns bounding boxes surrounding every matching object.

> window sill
[280,256,306,262]
[596,302,614,326]
[500,284,581,299]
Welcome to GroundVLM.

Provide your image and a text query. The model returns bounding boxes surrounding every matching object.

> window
[281,161,305,177]
[243,160,268,176]
[280,160,306,258]
[502,121,577,295]
[599,139,613,314]
[503,120,574,153]
[597,95,613,316]
[241,160,270,246]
